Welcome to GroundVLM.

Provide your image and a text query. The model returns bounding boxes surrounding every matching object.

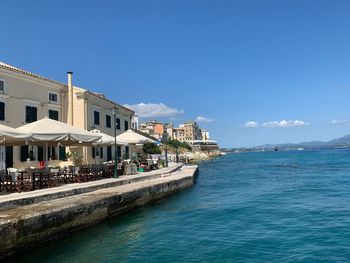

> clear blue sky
[2,0,350,147]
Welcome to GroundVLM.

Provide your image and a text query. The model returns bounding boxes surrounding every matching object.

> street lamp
[163,131,168,167]
[112,107,118,178]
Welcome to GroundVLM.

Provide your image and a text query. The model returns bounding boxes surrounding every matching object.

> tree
[167,139,192,151]
[167,139,182,149]
[181,141,192,151]
[142,142,161,155]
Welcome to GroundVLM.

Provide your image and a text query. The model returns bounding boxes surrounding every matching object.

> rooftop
[0,61,66,86]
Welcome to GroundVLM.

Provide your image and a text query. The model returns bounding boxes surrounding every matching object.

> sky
[2,0,350,147]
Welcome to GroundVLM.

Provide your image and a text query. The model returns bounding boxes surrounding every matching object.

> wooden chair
[16,171,32,192]
[0,170,5,192]
[48,167,60,187]
[3,168,17,193]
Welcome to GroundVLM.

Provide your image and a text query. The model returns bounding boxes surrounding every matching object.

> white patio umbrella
[116,130,157,160]
[116,129,156,144]
[0,124,32,145]
[17,118,101,145]
[90,129,127,164]
[17,118,102,169]
[90,129,127,146]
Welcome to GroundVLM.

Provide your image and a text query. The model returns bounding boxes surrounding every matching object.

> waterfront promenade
[0,163,198,259]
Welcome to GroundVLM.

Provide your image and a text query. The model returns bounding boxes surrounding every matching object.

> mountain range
[253,134,350,150]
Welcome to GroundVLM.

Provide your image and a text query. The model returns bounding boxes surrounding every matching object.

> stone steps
[0,163,183,212]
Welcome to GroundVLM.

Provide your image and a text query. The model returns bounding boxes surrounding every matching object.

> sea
[7,149,350,262]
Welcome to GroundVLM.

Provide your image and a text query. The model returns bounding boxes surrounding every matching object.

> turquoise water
[7,150,350,262]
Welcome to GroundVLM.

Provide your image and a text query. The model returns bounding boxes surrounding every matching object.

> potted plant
[66,151,83,174]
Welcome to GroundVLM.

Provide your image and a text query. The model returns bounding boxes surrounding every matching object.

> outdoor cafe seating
[0,163,118,193]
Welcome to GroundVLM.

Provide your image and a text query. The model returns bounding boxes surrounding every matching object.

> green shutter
[59,146,66,160]
[20,146,29,162]
[107,146,112,161]
[0,102,5,121]
[37,146,44,161]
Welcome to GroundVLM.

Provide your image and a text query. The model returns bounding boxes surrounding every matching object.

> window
[92,147,100,158]
[107,146,112,161]
[48,110,59,121]
[48,147,57,160]
[48,92,58,103]
[59,146,67,161]
[100,147,103,158]
[0,102,5,121]
[94,111,100,126]
[0,80,4,93]
[37,146,44,161]
[117,146,121,158]
[116,118,120,130]
[25,106,37,123]
[106,115,111,128]
[124,120,129,131]
[20,145,29,162]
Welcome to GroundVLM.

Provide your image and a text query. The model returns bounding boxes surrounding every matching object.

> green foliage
[167,139,192,150]
[66,151,83,167]
[167,139,182,149]
[142,142,161,155]
[181,141,192,150]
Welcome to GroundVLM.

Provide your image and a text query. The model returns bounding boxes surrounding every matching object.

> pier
[0,164,199,259]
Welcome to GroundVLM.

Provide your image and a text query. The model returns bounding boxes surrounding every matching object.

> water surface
[8,150,350,262]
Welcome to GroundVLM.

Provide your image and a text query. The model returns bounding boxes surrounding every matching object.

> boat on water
[297,147,304,151]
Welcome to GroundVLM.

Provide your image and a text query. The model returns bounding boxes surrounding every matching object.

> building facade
[139,120,165,140]
[0,61,135,169]
[201,129,210,141]
[72,86,134,164]
[183,121,202,142]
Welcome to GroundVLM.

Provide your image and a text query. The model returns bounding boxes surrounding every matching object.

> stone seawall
[0,165,198,259]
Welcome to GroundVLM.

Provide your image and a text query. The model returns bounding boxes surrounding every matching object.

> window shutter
[124,120,129,131]
[49,110,59,121]
[20,146,29,162]
[50,146,57,160]
[117,146,121,158]
[37,146,44,161]
[92,147,95,159]
[33,107,37,122]
[100,147,103,158]
[59,146,66,160]
[25,106,30,123]
[107,146,112,161]
[0,102,5,121]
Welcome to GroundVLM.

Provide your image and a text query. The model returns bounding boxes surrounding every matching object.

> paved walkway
[0,164,199,259]
[0,163,183,211]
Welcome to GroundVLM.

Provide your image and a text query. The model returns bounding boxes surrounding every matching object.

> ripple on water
[7,149,350,263]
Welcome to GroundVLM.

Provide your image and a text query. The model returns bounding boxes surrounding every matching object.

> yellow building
[72,84,134,164]
[0,61,135,169]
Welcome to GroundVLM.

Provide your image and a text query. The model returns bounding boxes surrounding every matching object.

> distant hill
[253,134,350,151]
[222,134,350,153]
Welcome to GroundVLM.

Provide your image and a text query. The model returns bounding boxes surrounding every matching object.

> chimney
[67,72,74,125]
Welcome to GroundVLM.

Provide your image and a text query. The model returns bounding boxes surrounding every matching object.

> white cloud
[262,120,310,128]
[124,103,184,118]
[330,120,350,128]
[243,121,258,128]
[195,116,214,123]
